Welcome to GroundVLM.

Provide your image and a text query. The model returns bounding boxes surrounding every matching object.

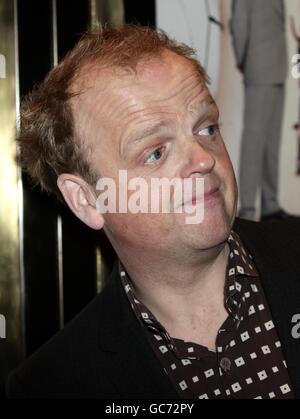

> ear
[57,174,104,230]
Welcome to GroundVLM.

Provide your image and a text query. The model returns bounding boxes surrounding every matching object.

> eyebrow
[122,100,218,155]
[188,98,216,115]
[123,121,171,154]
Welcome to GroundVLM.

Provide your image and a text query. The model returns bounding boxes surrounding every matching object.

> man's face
[73,50,237,258]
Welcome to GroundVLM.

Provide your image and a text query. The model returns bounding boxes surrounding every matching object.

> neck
[115,239,230,345]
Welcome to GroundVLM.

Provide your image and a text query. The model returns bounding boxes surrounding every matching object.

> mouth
[203,187,220,202]
[183,187,220,206]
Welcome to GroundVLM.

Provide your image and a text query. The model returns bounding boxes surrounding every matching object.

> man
[7,26,300,399]
[230,0,289,221]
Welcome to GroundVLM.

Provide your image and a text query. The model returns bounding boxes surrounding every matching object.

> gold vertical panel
[90,0,125,29]
[0,0,23,385]
[95,244,112,293]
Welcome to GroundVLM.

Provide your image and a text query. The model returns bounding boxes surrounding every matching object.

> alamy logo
[291,314,300,339]
[0,314,6,339]
[291,54,300,79]
[96,170,207,225]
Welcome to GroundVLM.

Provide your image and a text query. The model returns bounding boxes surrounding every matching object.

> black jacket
[6,219,300,398]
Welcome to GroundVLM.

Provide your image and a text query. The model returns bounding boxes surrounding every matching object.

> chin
[180,205,234,250]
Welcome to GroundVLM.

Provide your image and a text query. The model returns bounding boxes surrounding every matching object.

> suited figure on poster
[290,16,300,176]
[230,0,289,221]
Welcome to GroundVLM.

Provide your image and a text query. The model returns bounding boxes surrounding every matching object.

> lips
[204,187,220,200]
[187,187,220,206]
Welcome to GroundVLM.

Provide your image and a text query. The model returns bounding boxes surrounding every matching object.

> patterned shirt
[119,232,294,399]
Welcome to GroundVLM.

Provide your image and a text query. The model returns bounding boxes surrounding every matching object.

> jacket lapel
[97,263,178,399]
[234,219,300,398]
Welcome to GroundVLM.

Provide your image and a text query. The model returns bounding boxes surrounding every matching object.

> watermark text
[96,170,207,225]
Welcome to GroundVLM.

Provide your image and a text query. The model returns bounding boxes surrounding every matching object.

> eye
[144,146,165,164]
[197,124,218,137]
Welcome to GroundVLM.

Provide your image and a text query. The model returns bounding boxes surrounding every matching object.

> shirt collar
[119,230,259,334]
[227,231,258,278]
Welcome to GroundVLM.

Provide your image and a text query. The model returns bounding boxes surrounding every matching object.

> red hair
[18,25,208,201]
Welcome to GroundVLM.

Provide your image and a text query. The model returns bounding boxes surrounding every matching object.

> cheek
[218,151,236,186]
[216,153,237,208]
[104,212,171,242]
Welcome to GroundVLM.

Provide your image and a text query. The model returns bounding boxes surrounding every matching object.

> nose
[179,137,216,179]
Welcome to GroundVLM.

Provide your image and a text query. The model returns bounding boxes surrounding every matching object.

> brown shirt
[119,232,294,399]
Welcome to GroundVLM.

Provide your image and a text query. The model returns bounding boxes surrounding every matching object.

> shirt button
[220,357,231,373]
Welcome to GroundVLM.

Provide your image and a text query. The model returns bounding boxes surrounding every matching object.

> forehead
[73,50,205,102]
[135,50,197,84]
[71,51,210,145]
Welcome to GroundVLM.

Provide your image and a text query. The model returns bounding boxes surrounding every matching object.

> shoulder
[234,217,300,241]
[234,218,300,266]
[6,272,119,398]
